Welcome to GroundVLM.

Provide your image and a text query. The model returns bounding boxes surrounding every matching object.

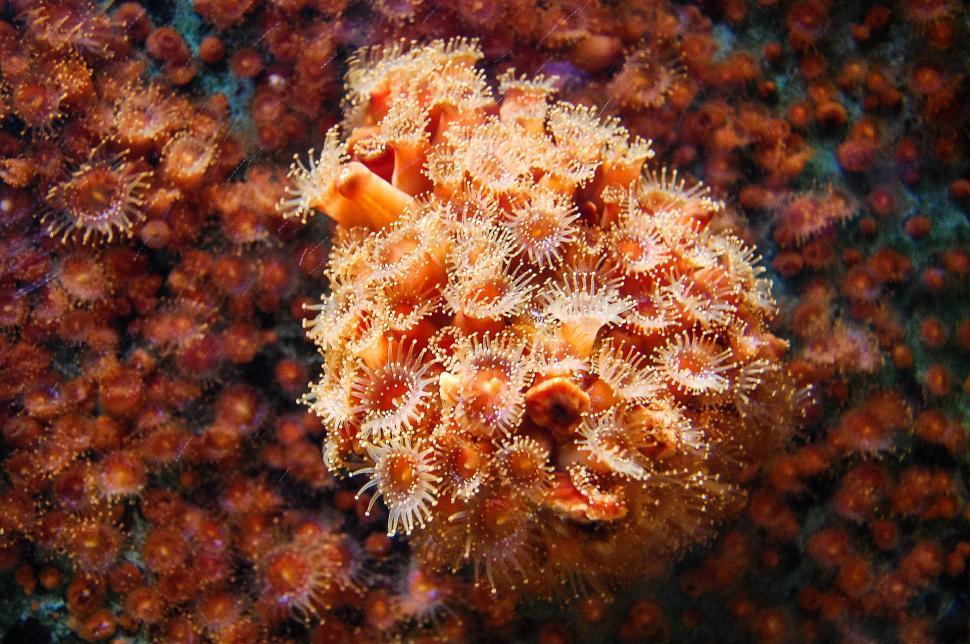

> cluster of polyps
[281,39,800,595]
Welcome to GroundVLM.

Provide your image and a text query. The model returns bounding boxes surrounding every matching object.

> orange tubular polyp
[334,162,415,229]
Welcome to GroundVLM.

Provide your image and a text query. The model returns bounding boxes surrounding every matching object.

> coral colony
[0,0,967,643]
[284,39,801,595]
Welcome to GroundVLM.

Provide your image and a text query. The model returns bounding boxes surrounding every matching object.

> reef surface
[0,1,968,643]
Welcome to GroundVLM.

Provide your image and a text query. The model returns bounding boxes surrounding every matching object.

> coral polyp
[287,39,800,595]
[257,522,361,622]
[10,78,66,134]
[356,435,441,536]
[41,151,150,244]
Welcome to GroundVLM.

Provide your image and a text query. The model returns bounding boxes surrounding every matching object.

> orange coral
[285,39,800,596]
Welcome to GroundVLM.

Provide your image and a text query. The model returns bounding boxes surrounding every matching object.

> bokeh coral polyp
[284,39,802,595]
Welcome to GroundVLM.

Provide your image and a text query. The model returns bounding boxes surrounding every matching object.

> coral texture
[0,0,967,641]
[286,39,801,595]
